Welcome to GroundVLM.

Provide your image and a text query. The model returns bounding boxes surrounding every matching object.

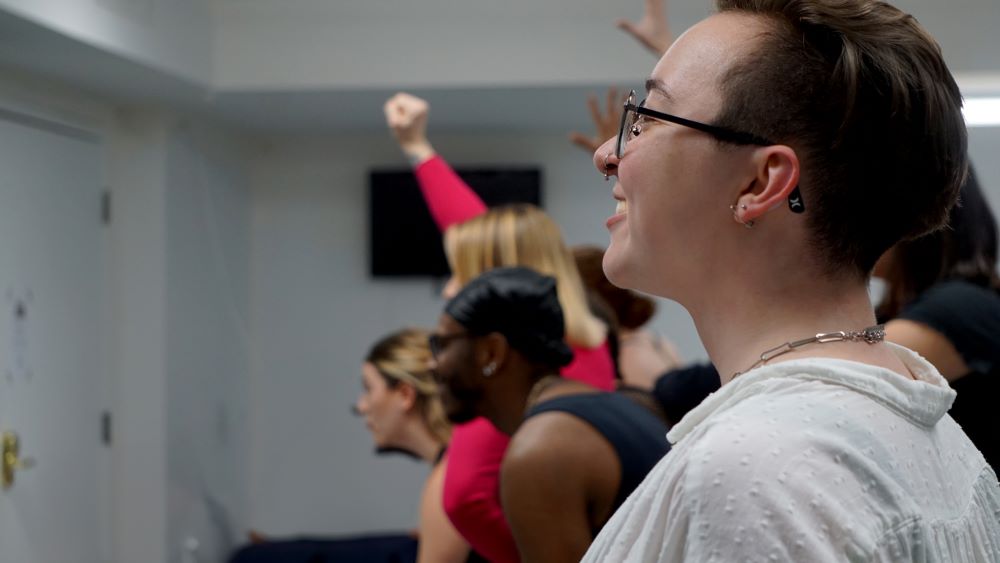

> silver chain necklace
[732,324,886,379]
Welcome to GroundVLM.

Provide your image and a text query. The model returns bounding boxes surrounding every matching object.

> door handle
[2,431,35,491]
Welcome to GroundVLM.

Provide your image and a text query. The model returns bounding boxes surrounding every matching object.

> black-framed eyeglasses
[615,89,805,214]
[616,89,774,159]
[428,332,473,359]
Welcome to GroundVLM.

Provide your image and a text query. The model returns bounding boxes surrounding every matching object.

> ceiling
[0,0,996,134]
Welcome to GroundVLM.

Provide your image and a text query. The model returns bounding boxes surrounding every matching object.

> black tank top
[524,392,671,513]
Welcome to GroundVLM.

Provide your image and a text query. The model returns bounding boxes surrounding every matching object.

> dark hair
[445,267,574,368]
[877,168,1000,320]
[572,246,656,330]
[714,0,968,279]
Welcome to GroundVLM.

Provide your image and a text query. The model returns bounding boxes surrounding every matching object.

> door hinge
[101,190,112,225]
[101,411,112,446]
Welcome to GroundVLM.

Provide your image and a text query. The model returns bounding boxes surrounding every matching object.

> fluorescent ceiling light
[963,97,1000,127]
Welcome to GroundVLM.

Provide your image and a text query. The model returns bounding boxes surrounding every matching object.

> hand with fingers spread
[616,0,673,56]
[569,87,627,154]
[384,92,436,165]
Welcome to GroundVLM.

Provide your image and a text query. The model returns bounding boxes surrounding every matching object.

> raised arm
[383,92,487,231]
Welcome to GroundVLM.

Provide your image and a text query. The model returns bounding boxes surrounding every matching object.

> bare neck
[482,369,560,436]
[686,270,906,385]
[397,417,445,465]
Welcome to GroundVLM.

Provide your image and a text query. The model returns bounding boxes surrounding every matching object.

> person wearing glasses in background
[429,267,670,563]
[581,0,1000,560]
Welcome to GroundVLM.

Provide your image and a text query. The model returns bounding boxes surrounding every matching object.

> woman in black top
[875,167,1000,470]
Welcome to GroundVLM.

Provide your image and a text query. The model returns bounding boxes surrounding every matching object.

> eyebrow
[645,78,675,104]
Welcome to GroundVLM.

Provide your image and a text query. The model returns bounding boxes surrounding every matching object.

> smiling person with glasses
[429,267,670,563]
[582,0,1000,561]
[613,86,805,214]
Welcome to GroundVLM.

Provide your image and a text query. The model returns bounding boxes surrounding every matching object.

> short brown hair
[714,0,967,278]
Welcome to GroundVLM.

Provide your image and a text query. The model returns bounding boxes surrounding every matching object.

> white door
[0,110,111,563]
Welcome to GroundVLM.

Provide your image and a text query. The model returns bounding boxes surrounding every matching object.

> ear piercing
[482,362,497,377]
[730,203,755,229]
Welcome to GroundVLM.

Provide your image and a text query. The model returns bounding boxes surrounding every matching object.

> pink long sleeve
[442,342,615,562]
[413,155,488,231]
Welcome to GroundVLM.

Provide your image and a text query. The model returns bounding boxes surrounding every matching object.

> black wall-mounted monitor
[369,167,542,277]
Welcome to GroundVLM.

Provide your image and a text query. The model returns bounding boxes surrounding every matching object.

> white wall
[969,127,1000,213]
[247,136,438,536]
[0,0,212,84]
[246,131,705,536]
[108,112,257,563]
[0,64,255,563]
[0,69,173,563]
[108,109,171,563]
[211,0,706,91]
[109,111,257,563]
[165,123,251,563]
[213,0,997,92]
[0,0,992,96]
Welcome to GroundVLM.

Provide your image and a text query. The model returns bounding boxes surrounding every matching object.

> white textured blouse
[582,344,1000,562]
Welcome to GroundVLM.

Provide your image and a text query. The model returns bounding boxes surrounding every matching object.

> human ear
[395,382,418,411]
[477,333,509,377]
[734,145,800,222]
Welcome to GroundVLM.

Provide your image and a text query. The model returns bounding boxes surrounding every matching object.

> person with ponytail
[355,328,479,563]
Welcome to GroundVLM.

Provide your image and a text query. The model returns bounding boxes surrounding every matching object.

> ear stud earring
[730,204,755,229]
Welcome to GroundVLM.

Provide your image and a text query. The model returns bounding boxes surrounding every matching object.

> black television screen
[369,167,542,277]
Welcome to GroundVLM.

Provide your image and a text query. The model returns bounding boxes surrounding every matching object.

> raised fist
[384,92,431,153]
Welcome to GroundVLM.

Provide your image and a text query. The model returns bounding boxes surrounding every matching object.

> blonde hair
[366,328,450,445]
[444,204,606,348]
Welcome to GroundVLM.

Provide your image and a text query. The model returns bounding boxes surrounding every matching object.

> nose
[593,137,620,179]
[354,395,368,416]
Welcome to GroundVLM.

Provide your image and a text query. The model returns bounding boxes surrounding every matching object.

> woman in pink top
[384,93,615,562]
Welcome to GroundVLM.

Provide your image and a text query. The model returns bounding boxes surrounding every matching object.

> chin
[602,246,635,290]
